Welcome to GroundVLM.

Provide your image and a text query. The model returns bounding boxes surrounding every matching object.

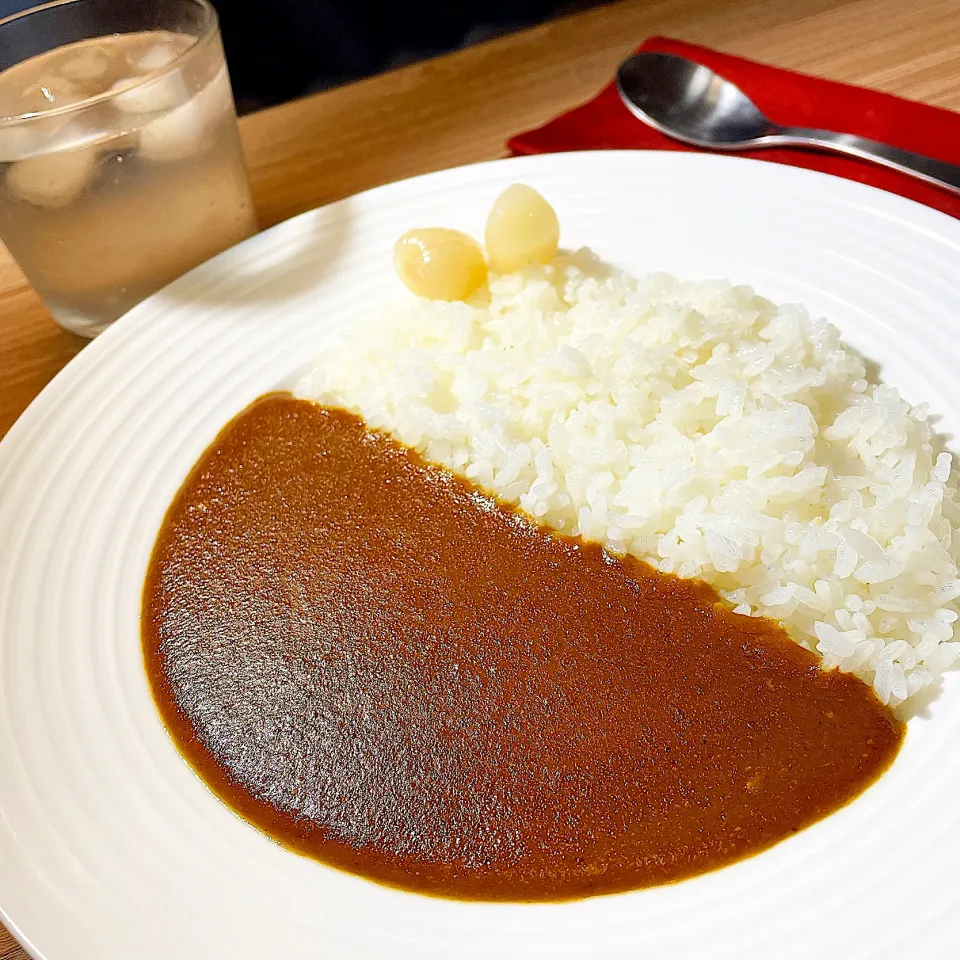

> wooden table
[1,0,958,954]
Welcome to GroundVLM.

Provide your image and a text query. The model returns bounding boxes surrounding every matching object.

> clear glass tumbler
[0,0,258,337]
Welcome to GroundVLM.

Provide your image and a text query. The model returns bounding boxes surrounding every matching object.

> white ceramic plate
[1,152,959,960]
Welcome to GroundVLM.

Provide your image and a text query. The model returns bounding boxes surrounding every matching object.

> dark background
[0,0,611,113]
[217,0,609,113]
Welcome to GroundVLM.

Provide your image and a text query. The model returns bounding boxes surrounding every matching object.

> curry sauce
[142,394,903,901]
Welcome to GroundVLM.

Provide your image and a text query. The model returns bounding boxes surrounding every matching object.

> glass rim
[0,0,220,126]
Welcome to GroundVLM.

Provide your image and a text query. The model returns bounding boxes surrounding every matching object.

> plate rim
[2,149,960,960]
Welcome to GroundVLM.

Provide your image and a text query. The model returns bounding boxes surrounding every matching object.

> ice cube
[6,145,99,208]
[0,125,41,163]
[201,66,234,116]
[0,119,92,163]
[60,49,109,83]
[135,43,180,72]
[139,96,205,161]
[0,94,88,161]
[17,77,85,114]
[112,70,187,114]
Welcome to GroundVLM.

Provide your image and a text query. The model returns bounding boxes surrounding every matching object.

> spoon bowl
[616,52,776,147]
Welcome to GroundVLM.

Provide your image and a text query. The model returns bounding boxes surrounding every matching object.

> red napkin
[509,36,960,219]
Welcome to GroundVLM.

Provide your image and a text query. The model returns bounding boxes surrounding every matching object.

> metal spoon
[616,52,960,197]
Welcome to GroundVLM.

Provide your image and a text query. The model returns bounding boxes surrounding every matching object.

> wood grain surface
[1,0,959,954]
[0,926,21,960]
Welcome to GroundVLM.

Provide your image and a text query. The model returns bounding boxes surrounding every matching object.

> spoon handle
[775,127,960,197]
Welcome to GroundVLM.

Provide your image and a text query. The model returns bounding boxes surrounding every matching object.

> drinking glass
[0,0,258,337]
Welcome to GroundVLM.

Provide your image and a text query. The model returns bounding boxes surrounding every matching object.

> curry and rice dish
[143,186,959,901]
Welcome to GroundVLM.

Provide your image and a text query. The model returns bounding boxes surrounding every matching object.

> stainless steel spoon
[616,52,960,196]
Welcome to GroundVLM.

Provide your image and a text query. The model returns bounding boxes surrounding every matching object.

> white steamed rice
[297,249,960,707]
